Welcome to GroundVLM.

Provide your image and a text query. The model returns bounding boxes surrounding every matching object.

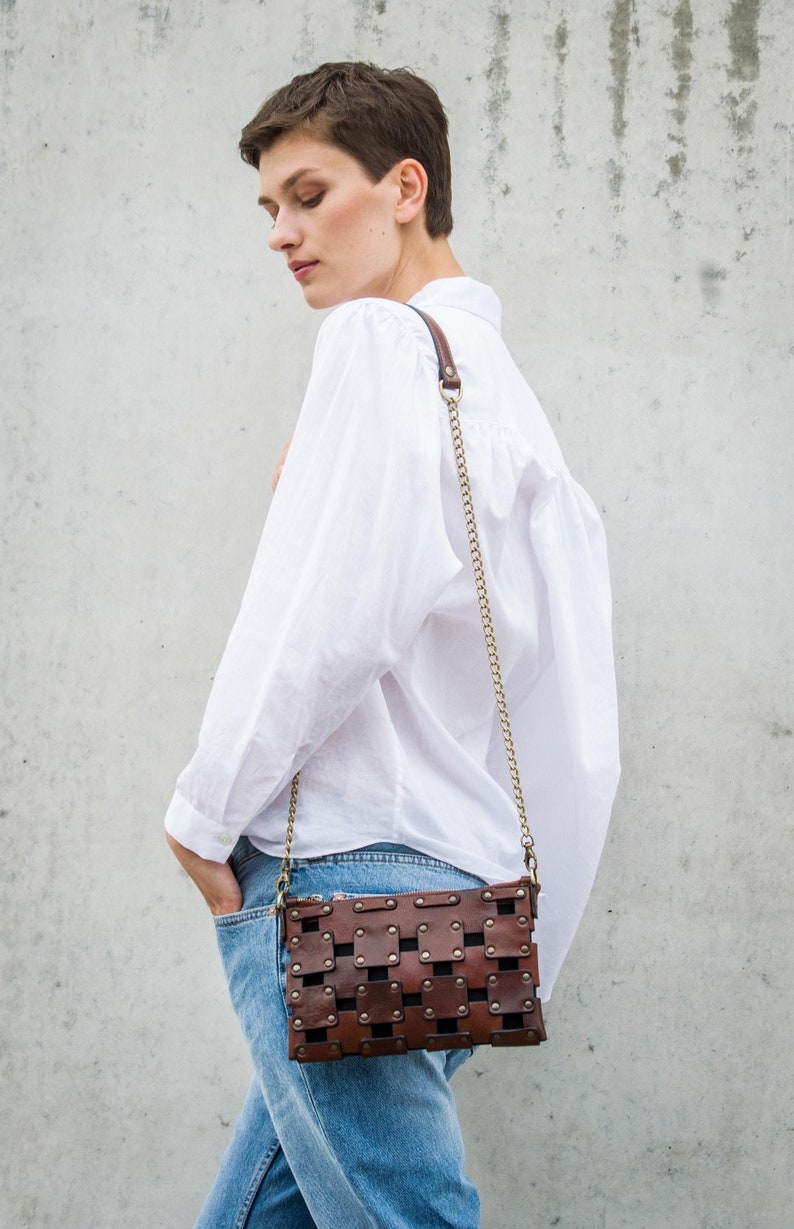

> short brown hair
[239,62,453,238]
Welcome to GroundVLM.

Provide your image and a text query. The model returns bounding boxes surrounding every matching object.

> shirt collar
[407,276,502,333]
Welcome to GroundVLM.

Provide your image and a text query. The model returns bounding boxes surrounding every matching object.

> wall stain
[138,2,172,50]
[1,0,16,124]
[607,160,623,201]
[608,0,639,146]
[726,0,760,81]
[722,0,761,254]
[552,14,569,169]
[607,0,638,224]
[353,0,386,47]
[294,10,318,69]
[699,262,727,308]
[483,5,512,204]
[723,0,761,147]
[666,0,693,181]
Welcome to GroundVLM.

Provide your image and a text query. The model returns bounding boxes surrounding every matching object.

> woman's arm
[166,833,243,915]
[164,300,458,864]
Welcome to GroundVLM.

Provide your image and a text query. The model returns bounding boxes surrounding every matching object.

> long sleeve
[515,472,620,990]
[164,300,460,860]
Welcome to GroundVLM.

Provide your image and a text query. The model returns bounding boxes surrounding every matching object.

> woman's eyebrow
[258,167,322,207]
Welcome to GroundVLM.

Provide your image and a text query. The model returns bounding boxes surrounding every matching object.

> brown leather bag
[278,309,546,1063]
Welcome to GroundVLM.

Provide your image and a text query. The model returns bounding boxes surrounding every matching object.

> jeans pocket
[228,835,264,876]
[213,903,273,930]
[223,840,282,913]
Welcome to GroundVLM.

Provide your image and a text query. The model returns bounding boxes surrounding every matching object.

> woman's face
[258,133,410,309]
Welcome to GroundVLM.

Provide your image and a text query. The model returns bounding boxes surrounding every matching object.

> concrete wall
[2,2,791,1225]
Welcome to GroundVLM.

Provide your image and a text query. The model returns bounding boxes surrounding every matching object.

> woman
[165,62,619,1229]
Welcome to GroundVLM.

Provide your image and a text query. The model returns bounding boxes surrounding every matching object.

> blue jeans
[195,839,484,1229]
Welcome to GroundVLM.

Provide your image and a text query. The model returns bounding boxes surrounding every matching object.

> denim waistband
[226,837,486,916]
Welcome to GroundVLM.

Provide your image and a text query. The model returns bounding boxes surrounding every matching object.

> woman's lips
[291,261,318,281]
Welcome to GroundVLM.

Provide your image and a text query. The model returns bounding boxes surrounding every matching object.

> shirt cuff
[163,790,239,862]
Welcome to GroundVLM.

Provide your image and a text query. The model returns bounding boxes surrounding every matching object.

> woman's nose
[268,211,300,252]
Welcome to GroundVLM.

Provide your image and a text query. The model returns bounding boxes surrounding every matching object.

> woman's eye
[302,194,323,209]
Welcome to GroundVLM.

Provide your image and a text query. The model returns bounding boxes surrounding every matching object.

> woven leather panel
[285,879,546,1062]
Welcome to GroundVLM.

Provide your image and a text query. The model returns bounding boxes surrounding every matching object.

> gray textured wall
[2,2,792,1226]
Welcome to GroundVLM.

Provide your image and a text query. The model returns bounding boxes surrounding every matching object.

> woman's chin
[300,283,342,310]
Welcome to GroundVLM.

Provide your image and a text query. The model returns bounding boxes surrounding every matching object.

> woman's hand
[271,436,292,492]
[166,832,243,916]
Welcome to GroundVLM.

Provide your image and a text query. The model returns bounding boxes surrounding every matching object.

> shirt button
[218,834,233,846]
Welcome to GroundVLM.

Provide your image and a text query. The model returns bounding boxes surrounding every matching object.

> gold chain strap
[275,773,300,911]
[439,381,538,883]
[275,326,539,907]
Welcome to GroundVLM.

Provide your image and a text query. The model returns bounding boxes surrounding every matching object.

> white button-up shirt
[164,277,619,998]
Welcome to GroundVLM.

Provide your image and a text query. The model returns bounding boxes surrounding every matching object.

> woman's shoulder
[316,296,432,350]
[308,298,438,389]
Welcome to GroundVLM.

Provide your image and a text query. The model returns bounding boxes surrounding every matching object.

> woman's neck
[381,234,465,303]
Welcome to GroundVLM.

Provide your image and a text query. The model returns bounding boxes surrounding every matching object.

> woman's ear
[394,159,428,226]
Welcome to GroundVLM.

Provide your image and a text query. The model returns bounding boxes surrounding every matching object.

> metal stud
[289,909,300,919]
[290,936,300,945]
[355,955,365,965]
[354,902,363,912]
[330,1043,339,1052]
[486,945,495,956]
[292,963,302,973]
[418,923,428,933]
[323,931,332,940]
[388,953,397,962]
[322,904,332,914]
[328,1015,336,1024]
[451,921,461,931]
[396,1039,405,1049]
[357,985,366,994]
[488,974,497,984]
[484,918,494,928]
[355,927,365,937]
[291,990,300,1000]
[421,950,431,960]
[448,894,459,903]
[491,1002,501,1012]
[445,365,454,376]
[388,925,397,934]
[385,899,396,908]
[423,979,432,990]
[390,983,400,992]
[516,888,526,899]
[393,1010,402,1019]
[415,897,425,906]
[522,973,531,982]
[424,1008,434,1018]
[324,986,334,996]
[458,1005,467,1015]
[456,977,465,987]
[518,917,527,926]
[297,1046,306,1056]
[360,1012,370,1022]
[520,945,530,955]
[294,1018,303,1029]
[482,890,493,901]
[362,1042,371,1053]
[453,949,463,959]
[523,1001,534,1012]
[324,958,334,968]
